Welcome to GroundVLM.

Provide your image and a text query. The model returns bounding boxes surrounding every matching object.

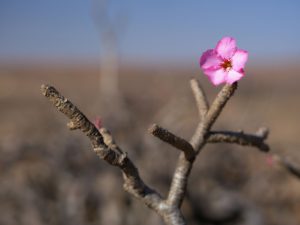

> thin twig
[190,78,209,119]
[202,83,238,133]
[149,124,195,161]
[41,84,164,213]
[167,83,238,208]
[190,83,238,152]
[278,156,300,179]
[41,79,270,225]
[282,160,300,178]
[207,128,269,152]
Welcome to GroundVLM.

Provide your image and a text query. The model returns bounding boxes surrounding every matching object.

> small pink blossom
[93,116,102,130]
[265,155,275,167]
[200,37,248,86]
[265,154,280,167]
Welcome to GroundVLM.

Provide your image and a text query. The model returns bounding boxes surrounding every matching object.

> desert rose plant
[41,37,271,225]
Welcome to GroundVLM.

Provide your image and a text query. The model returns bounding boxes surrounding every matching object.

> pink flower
[200,37,248,86]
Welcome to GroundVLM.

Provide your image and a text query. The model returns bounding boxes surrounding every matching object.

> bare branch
[167,83,238,208]
[256,127,269,139]
[190,78,208,119]
[282,160,300,179]
[191,82,238,152]
[278,156,300,179]
[41,84,164,213]
[203,83,238,133]
[41,79,269,225]
[149,124,195,161]
[99,127,123,154]
[207,128,270,152]
[167,153,193,208]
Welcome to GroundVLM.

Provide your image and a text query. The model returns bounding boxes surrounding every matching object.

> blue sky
[1,0,300,64]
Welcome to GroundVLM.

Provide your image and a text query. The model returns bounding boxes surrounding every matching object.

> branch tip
[256,127,269,139]
[149,123,195,161]
[41,84,164,216]
[207,130,269,152]
[190,78,209,118]
[148,123,159,134]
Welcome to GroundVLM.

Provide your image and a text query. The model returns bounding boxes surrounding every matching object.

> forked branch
[41,85,164,214]
[41,78,270,225]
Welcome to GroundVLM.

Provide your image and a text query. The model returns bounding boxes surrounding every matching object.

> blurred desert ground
[0,62,300,225]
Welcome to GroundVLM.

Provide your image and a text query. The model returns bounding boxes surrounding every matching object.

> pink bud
[93,116,102,130]
[265,155,274,167]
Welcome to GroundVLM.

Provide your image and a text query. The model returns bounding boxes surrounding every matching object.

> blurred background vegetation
[0,1,300,224]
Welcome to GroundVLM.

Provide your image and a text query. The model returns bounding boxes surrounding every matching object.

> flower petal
[204,68,227,86]
[232,50,248,71]
[226,70,244,84]
[200,49,222,70]
[216,37,237,59]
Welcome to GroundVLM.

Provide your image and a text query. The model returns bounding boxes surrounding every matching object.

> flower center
[221,59,232,71]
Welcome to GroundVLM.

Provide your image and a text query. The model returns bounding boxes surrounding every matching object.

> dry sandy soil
[0,62,300,225]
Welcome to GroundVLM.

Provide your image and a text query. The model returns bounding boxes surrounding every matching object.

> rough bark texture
[208,129,269,152]
[41,78,270,225]
[149,124,195,161]
[41,85,163,214]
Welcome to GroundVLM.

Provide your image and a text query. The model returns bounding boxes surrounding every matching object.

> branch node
[41,84,164,214]
[67,121,79,130]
